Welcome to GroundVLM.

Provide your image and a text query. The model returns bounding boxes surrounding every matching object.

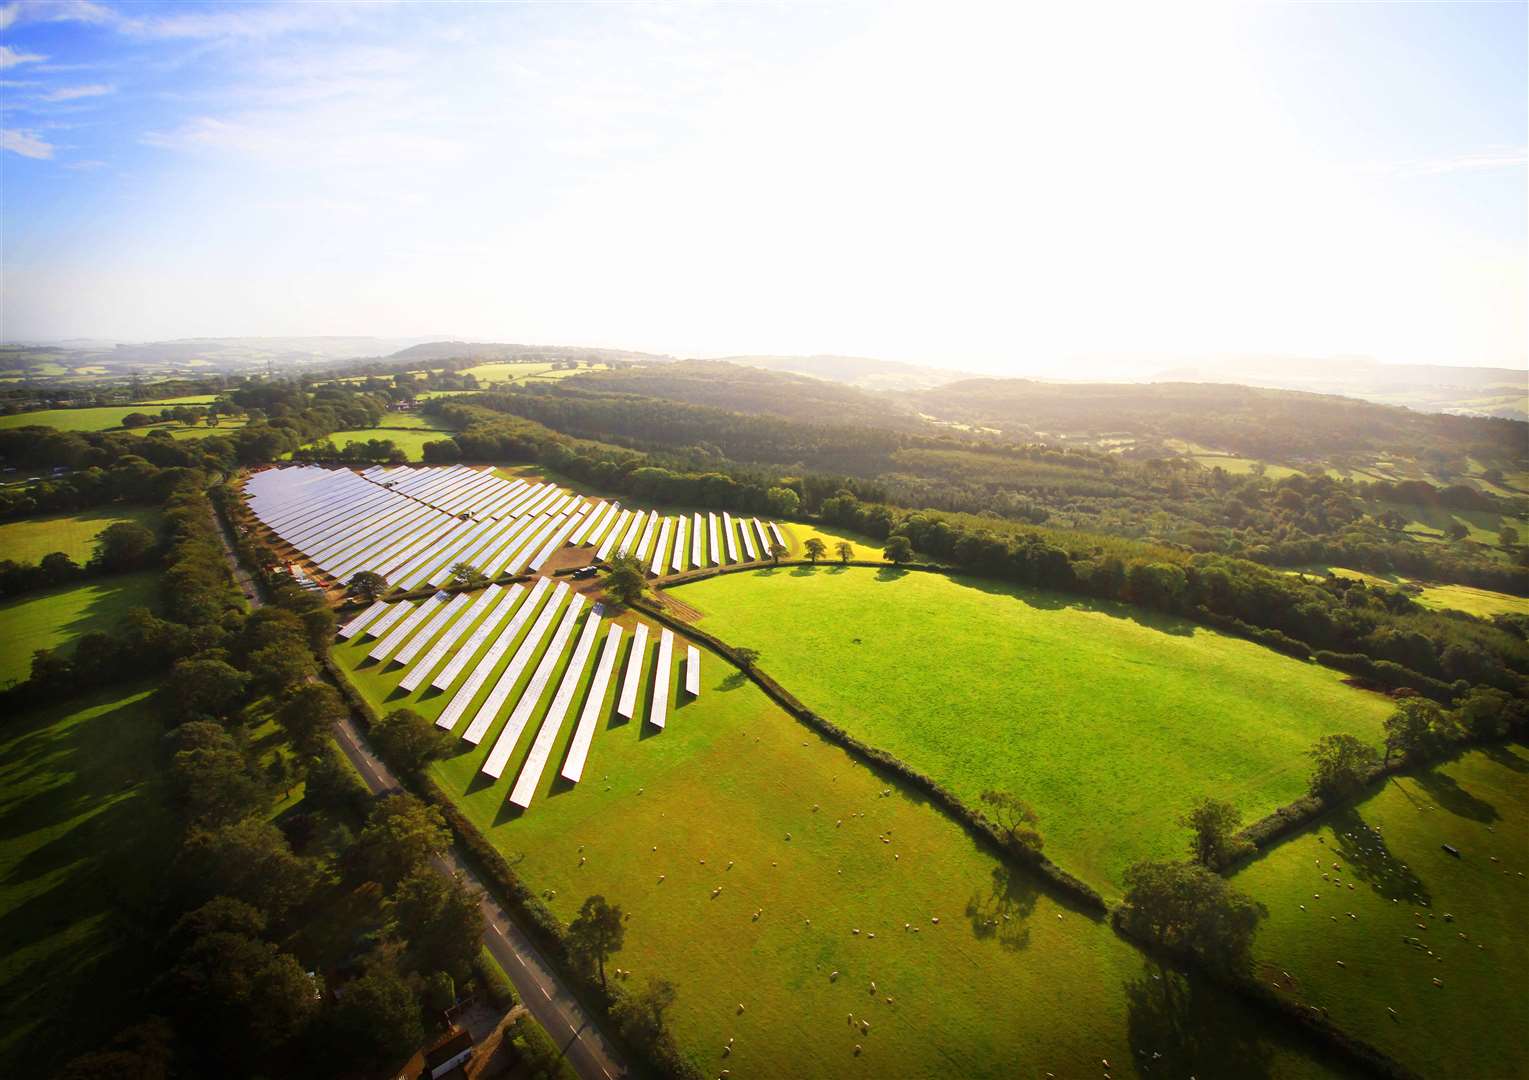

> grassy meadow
[0,572,158,685]
[674,567,1395,895]
[0,506,159,564]
[1231,745,1529,1080]
[303,428,452,461]
[0,685,177,1074]
[334,590,1348,1079]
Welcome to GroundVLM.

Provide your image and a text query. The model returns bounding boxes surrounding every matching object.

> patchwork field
[1231,746,1529,1080]
[0,685,177,1075]
[0,572,158,685]
[303,429,452,460]
[0,506,159,564]
[334,594,1348,1079]
[674,567,1395,895]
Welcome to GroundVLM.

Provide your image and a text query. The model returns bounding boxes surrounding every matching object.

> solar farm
[243,463,786,592]
[242,464,777,811]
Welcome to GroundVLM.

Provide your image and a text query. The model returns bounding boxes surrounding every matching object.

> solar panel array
[246,465,786,592]
[343,584,700,813]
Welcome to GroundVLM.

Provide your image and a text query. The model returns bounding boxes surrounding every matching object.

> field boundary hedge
[632,593,1109,914]
[1109,911,1421,1080]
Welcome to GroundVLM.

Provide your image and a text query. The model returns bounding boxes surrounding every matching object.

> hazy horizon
[3,2,1525,374]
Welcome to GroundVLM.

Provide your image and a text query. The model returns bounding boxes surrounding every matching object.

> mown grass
[0,685,177,1075]
[0,572,159,686]
[334,592,1346,1079]
[675,567,1394,896]
[0,506,160,564]
[0,406,172,432]
[1231,745,1529,1080]
[1411,583,1529,618]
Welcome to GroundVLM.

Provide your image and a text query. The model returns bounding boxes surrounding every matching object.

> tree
[601,553,648,606]
[612,976,677,1046]
[449,562,488,588]
[266,752,294,799]
[765,486,801,516]
[372,707,451,775]
[1307,733,1380,800]
[1382,698,1451,764]
[1500,526,1520,548]
[248,642,317,698]
[120,412,153,429]
[328,964,423,1067]
[768,540,788,566]
[733,646,760,670]
[386,868,484,978]
[347,571,388,603]
[351,794,449,888]
[1177,798,1251,869]
[1120,860,1266,971]
[835,540,854,564]
[166,930,320,1056]
[92,521,157,572]
[883,535,914,565]
[1454,687,1522,739]
[166,656,251,724]
[303,742,372,816]
[803,537,827,564]
[276,682,345,757]
[39,551,82,584]
[173,736,269,827]
[566,894,624,988]
[177,818,318,919]
[979,790,1043,852]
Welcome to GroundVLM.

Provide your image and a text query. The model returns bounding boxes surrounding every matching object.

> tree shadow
[1327,806,1430,905]
[962,863,1038,950]
[719,669,747,692]
[874,567,908,582]
[1123,960,1276,1080]
[1481,743,1529,773]
[953,574,1197,637]
[1411,768,1498,824]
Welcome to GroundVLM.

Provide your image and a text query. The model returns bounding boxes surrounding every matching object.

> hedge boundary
[1109,911,1421,1080]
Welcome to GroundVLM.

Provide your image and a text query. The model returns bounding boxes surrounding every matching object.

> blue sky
[1,0,1524,373]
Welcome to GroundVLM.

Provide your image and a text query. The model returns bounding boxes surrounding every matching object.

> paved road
[330,715,627,1080]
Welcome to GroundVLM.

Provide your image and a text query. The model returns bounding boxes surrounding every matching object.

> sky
[1,0,1525,375]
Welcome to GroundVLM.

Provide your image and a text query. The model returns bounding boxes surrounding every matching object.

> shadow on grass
[1412,768,1498,824]
[1482,743,1528,773]
[948,573,1197,638]
[1123,960,1276,1080]
[963,863,1038,950]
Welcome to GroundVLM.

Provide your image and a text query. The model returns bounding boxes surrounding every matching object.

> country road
[330,712,628,1080]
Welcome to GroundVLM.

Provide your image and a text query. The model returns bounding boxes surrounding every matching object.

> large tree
[91,520,158,572]
[613,976,677,1046]
[166,656,251,724]
[248,643,317,698]
[803,537,827,564]
[177,818,318,920]
[1382,697,1456,764]
[386,868,484,978]
[1119,860,1266,972]
[276,682,346,756]
[347,571,389,604]
[1177,797,1250,869]
[1307,733,1381,800]
[327,964,423,1067]
[566,894,625,989]
[979,790,1043,852]
[882,535,913,565]
[351,794,450,888]
[601,553,648,606]
[371,707,452,776]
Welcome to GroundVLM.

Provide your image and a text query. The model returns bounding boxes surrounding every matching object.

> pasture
[1231,746,1529,1080]
[0,506,159,564]
[334,598,1346,1079]
[0,685,176,1075]
[674,567,1394,895]
[0,572,158,685]
[1412,583,1529,618]
[0,406,166,432]
[303,429,452,461]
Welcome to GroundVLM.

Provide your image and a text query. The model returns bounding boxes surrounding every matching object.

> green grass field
[1231,745,1529,1079]
[374,413,454,430]
[0,406,166,432]
[0,572,158,685]
[302,429,451,461]
[1412,583,1529,618]
[674,567,1394,895]
[334,592,1347,1079]
[0,685,177,1075]
[0,506,159,564]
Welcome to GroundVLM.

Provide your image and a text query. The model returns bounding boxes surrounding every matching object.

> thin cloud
[0,44,47,68]
[0,0,113,30]
[1359,148,1529,178]
[40,81,114,101]
[1,126,54,158]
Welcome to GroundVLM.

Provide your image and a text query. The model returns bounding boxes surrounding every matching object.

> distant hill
[712,354,977,392]
[384,341,671,365]
[1149,356,1528,422]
